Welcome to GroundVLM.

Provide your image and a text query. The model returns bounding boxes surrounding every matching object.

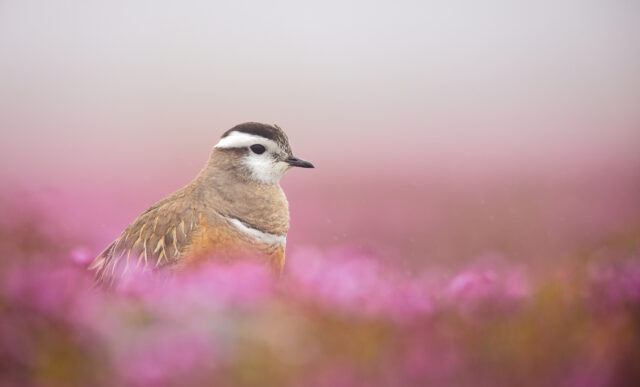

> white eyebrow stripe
[222,216,287,246]
[214,131,279,150]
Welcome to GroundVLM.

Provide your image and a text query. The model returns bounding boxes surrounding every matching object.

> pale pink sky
[1,0,639,186]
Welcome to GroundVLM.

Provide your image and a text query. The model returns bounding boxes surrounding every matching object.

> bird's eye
[250,144,266,154]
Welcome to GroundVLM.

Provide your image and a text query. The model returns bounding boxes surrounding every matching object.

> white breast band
[223,216,287,246]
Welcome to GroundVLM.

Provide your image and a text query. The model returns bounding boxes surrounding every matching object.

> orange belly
[180,217,286,274]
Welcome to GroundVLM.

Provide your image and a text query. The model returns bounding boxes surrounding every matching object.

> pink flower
[70,246,93,265]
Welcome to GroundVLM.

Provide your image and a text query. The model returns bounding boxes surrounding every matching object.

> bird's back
[90,184,198,282]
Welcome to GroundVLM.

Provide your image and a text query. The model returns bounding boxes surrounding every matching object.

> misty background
[1,0,638,267]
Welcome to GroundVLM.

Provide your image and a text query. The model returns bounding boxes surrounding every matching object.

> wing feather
[90,191,200,284]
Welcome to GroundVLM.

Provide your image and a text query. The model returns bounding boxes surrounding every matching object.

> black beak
[285,156,314,168]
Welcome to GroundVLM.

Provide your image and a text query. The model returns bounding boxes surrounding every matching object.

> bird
[89,122,314,283]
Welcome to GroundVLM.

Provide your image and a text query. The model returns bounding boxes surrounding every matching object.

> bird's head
[212,122,314,184]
